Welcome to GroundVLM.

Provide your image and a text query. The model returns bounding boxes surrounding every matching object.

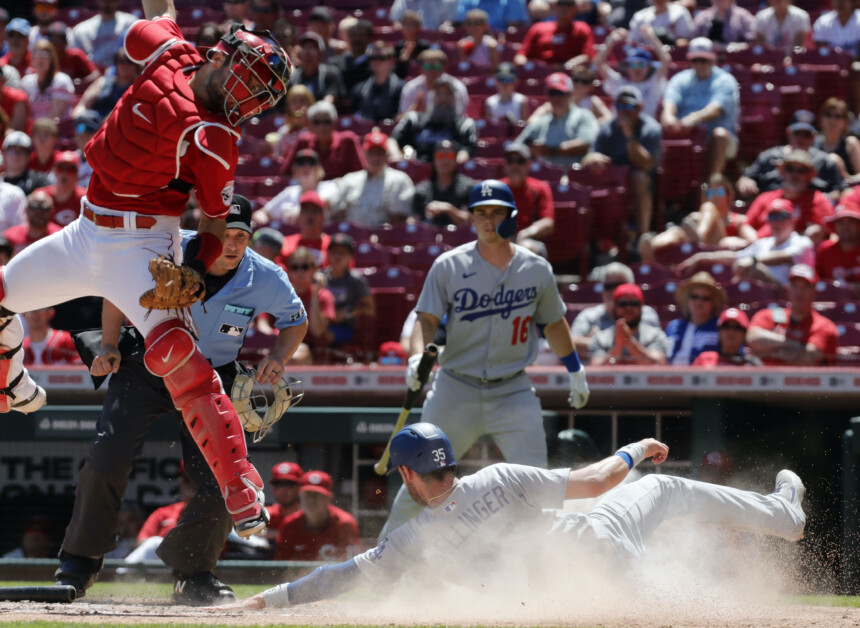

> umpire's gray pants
[379,369,546,540]
[61,353,234,575]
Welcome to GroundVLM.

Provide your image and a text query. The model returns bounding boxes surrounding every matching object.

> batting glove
[405,354,423,391]
[568,368,590,409]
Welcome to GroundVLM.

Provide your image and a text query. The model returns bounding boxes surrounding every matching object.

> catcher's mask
[231,363,303,443]
[209,25,292,127]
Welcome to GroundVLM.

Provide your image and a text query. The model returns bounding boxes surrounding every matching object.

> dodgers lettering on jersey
[416,242,565,380]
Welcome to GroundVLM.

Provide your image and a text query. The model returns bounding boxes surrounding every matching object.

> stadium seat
[723,279,781,307]
[641,279,681,306]
[836,323,860,348]
[460,76,497,97]
[567,166,629,247]
[337,115,375,136]
[813,301,860,322]
[791,47,851,111]
[370,287,415,344]
[243,114,285,139]
[438,223,477,247]
[631,263,676,285]
[396,243,452,272]
[475,118,511,139]
[235,156,281,177]
[565,303,588,325]
[376,222,439,247]
[461,160,502,181]
[527,160,565,185]
[322,221,376,242]
[475,140,510,160]
[363,265,421,295]
[545,185,591,277]
[176,6,223,27]
[391,160,432,183]
[562,281,603,304]
[653,241,705,267]
[724,44,787,68]
[353,242,398,269]
[814,280,855,302]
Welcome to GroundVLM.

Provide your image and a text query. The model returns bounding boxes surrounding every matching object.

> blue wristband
[616,452,633,470]
[560,350,582,373]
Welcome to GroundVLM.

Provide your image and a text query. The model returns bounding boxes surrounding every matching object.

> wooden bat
[373,343,439,475]
[0,585,77,603]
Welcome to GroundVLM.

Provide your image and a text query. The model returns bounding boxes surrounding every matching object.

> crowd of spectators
[1,0,859,366]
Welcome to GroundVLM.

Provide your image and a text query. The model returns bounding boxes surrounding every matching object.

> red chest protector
[86,40,238,198]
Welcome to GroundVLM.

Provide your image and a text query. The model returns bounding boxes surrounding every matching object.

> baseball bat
[0,585,77,603]
[373,343,439,475]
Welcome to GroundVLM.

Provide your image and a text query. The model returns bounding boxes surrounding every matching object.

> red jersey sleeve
[184,124,239,219]
[124,17,183,65]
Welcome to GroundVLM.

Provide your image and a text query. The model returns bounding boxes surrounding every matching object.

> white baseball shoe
[774,469,806,510]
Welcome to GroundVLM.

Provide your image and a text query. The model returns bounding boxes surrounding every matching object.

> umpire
[55,195,308,605]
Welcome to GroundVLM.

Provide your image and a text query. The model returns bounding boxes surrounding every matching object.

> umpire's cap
[388,422,456,475]
[468,180,518,239]
[226,193,253,233]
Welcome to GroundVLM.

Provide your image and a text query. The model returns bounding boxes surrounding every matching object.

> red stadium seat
[235,155,281,177]
[461,159,502,180]
[176,7,224,27]
[475,140,509,160]
[545,184,590,276]
[567,166,629,246]
[565,303,588,325]
[475,118,511,139]
[396,243,452,272]
[724,44,787,68]
[641,279,681,306]
[813,301,860,322]
[353,242,398,269]
[562,281,603,304]
[814,280,855,302]
[836,323,860,347]
[630,263,676,285]
[438,223,477,247]
[460,75,497,97]
[391,160,432,183]
[653,241,706,267]
[255,178,283,202]
[791,47,851,111]
[337,116,375,137]
[370,287,415,344]
[363,265,421,295]
[323,221,376,242]
[243,114,285,139]
[376,222,439,247]
[527,160,565,185]
[723,279,781,307]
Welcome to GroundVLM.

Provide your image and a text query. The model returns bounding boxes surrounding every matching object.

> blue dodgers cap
[623,47,653,65]
[387,422,456,475]
[7,18,30,37]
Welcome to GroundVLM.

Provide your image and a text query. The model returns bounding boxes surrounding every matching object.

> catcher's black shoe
[172,572,236,606]
[54,552,104,599]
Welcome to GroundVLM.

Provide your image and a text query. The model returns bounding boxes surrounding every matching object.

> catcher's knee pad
[0,314,46,414]
[145,319,220,408]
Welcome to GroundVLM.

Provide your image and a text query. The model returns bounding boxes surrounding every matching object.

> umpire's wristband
[615,443,646,470]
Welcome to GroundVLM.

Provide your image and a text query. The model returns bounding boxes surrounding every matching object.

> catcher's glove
[231,363,304,443]
[139,256,204,310]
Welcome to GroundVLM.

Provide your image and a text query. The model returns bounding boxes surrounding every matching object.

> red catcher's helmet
[209,25,292,127]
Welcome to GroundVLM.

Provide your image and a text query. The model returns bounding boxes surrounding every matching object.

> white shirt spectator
[21,72,74,120]
[628,3,694,45]
[263,181,338,226]
[389,0,459,30]
[0,182,27,232]
[485,92,527,122]
[398,73,469,115]
[735,231,814,285]
[71,11,137,68]
[333,167,415,226]
[813,9,860,51]
[602,70,667,119]
[755,5,811,48]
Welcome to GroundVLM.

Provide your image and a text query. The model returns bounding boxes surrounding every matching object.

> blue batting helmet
[387,422,456,475]
[468,179,518,239]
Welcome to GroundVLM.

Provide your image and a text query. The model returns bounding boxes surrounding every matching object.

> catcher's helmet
[388,422,456,475]
[467,179,518,239]
[209,25,292,126]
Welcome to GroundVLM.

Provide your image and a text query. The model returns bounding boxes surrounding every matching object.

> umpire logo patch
[220,324,245,337]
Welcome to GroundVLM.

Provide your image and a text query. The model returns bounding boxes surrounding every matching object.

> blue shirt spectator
[662,60,739,137]
[664,271,725,365]
[455,0,529,32]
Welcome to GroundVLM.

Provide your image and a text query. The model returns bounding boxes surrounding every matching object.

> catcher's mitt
[139,256,204,310]
[231,363,304,443]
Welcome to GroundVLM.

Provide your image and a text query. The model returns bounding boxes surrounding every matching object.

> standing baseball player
[225,422,807,610]
[0,0,292,539]
[55,195,308,604]
[380,179,590,537]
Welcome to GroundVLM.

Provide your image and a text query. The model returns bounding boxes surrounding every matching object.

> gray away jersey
[353,464,570,582]
[416,242,566,380]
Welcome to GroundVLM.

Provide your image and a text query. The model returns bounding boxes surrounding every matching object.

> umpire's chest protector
[87,41,235,197]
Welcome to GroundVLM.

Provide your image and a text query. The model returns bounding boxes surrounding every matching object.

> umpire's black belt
[448,369,525,385]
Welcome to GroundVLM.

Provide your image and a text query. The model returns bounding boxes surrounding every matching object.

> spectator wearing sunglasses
[665,271,724,365]
[736,110,846,201]
[500,143,554,256]
[594,26,670,119]
[398,49,468,116]
[589,283,669,365]
[4,189,61,257]
[46,22,100,84]
[677,198,815,287]
[582,86,661,236]
[351,42,404,123]
[484,63,529,125]
[280,102,366,181]
[628,0,693,47]
[815,98,860,182]
[692,308,761,366]
[570,262,661,357]
[285,247,336,361]
[514,0,594,68]
[413,140,475,226]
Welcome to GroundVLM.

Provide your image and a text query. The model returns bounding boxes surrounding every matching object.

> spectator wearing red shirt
[744,149,834,244]
[277,191,331,269]
[265,462,304,543]
[22,307,81,365]
[747,264,839,365]
[3,190,61,256]
[274,470,360,562]
[0,69,30,132]
[514,0,594,68]
[692,308,762,366]
[280,101,365,181]
[137,471,196,542]
[500,143,554,257]
[1,19,32,77]
[286,246,336,360]
[817,203,860,284]
[46,22,100,84]
[28,117,61,174]
[35,151,86,226]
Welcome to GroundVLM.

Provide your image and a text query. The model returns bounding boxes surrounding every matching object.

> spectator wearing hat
[499,143,555,254]
[1,18,32,76]
[285,246,336,360]
[628,0,693,46]
[661,37,739,177]
[413,139,475,226]
[457,9,501,68]
[2,132,52,197]
[693,308,762,366]
[816,202,860,284]
[678,198,815,286]
[251,228,285,263]
[307,7,348,61]
[0,179,26,234]
[392,11,431,80]
[35,150,85,226]
[275,470,361,562]
[46,22,100,84]
[691,0,756,46]
[4,189,62,257]
[594,26,671,119]
[0,64,29,132]
[73,49,142,120]
[350,41,404,123]
[277,191,332,269]
[589,283,670,365]
[393,76,478,163]
[583,85,662,235]
[570,262,661,356]
[737,110,846,201]
[743,149,835,243]
[748,264,839,365]
[515,0,594,67]
[324,233,375,348]
[22,306,81,366]
[265,462,304,541]
[378,340,409,365]
[390,0,459,31]
[28,117,61,174]
[754,0,811,52]
[72,110,102,188]
[288,32,345,105]
[515,72,599,169]
[249,0,280,32]
[456,0,529,32]
[222,0,253,30]
[281,102,365,181]
[398,49,469,116]
[484,63,529,125]
[332,132,415,226]
[260,149,337,228]
[29,0,60,47]
[665,271,725,365]
[70,0,137,69]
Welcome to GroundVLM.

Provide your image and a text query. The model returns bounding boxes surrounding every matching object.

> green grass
[795,594,860,607]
